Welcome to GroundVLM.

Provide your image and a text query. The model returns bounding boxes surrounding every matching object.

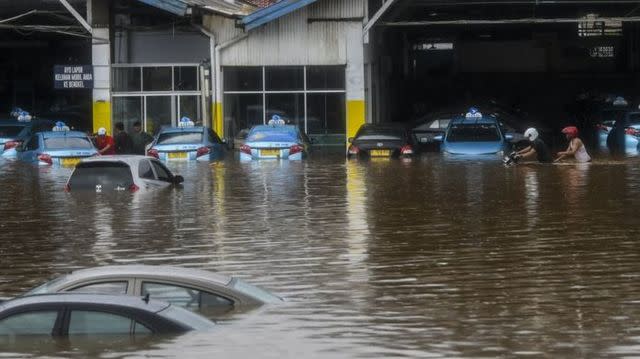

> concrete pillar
[346,22,366,143]
[89,0,111,134]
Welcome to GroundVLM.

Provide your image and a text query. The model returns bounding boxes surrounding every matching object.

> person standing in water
[555,126,591,163]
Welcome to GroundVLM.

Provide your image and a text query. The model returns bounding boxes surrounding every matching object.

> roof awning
[135,0,255,17]
[241,0,319,30]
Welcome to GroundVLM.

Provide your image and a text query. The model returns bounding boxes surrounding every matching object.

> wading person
[113,122,134,155]
[95,127,115,155]
[555,126,591,163]
[514,128,553,163]
[130,121,154,155]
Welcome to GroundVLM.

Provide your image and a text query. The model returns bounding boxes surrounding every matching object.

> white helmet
[97,127,107,136]
[524,128,539,142]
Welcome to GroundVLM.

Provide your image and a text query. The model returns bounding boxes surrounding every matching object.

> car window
[44,136,94,150]
[0,311,58,335]
[231,279,281,304]
[151,161,172,182]
[25,135,39,151]
[356,127,405,141]
[447,124,501,142]
[138,160,155,180]
[157,132,203,145]
[68,162,134,191]
[68,281,128,295]
[141,282,233,308]
[0,125,25,137]
[69,310,150,335]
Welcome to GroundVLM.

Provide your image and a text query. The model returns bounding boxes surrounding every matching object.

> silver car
[25,265,283,313]
[65,155,184,192]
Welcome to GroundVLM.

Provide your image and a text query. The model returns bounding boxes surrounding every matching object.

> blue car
[597,111,640,155]
[148,125,225,162]
[239,123,310,160]
[16,130,98,167]
[436,108,512,156]
[1,119,56,158]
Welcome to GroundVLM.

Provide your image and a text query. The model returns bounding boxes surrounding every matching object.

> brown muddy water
[1,153,640,358]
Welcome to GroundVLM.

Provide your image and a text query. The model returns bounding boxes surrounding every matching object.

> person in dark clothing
[113,122,134,155]
[515,128,553,163]
[606,114,627,156]
[130,121,154,155]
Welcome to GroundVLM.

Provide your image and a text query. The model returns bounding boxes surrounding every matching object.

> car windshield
[447,124,501,142]
[68,162,134,191]
[157,132,203,145]
[357,127,405,141]
[44,136,94,150]
[414,119,451,131]
[0,125,26,138]
[231,279,282,304]
[247,129,298,142]
[25,274,70,295]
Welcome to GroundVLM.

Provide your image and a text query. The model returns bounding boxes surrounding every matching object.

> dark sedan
[348,124,414,158]
[0,293,214,338]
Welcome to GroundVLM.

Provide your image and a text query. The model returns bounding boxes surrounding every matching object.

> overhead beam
[379,16,640,26]
[58,0,92,34]
[363,0,400,36]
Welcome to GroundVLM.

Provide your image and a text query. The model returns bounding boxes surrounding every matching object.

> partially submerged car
[240,120,310,160]
[436,108,512,156]
[348,124,414,158]
[147,119,225,161]
[0,119,56,157]
[0,293,214,337]
[65,156,184,192]
[16,128,97,167]
[26,265,283,312]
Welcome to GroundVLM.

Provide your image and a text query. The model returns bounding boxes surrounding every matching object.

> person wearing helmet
[95,127,115,155]
[555,126,591,163]
[514,128,552,163]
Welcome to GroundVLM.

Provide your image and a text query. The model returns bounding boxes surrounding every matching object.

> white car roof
[59,265,233,286]
[79,155,156,166]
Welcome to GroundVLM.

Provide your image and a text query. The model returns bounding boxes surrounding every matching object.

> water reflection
[2,156,640,357]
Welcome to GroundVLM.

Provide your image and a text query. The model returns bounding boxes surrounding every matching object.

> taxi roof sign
[613,96,628,107]
[178,116,195,128]
[465,107,483,119]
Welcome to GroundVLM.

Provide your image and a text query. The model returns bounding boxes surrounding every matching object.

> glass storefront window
[307,93,345,134]
[175,67,198,91]
[178,96,199,123]
[224,67,262,92]
[113,97,143,133]
[307,66,345,90]
[146,96,172,135]
[143,67,172,91]
[224,94,263,136]
[265,67,304,91]
[266,93,305,130]
[113,67,141,92]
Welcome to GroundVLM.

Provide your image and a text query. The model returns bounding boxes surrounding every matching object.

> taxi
[147,117,226,161]
[240,117,310,160]
[435,107,513,156]
[16,122,98,166]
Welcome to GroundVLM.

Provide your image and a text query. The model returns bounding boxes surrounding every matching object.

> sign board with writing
[53,65,94,89]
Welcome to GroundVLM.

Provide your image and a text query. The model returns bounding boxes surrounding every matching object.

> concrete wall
[114,30,210,64]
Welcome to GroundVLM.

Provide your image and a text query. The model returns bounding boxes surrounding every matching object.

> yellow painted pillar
[93,101,112,135]
[91,0,111,134]
[212,102,223,136]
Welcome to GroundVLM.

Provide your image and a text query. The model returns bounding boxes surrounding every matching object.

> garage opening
[366,0,640,149]
[0,1,92,130]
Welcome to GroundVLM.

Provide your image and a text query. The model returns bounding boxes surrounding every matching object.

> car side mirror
[505,134,514,141]
[173,175,184,185]
[348,137,354,143]
[433,135,443,142]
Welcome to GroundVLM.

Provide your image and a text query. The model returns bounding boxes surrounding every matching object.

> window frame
[139,281,235,309]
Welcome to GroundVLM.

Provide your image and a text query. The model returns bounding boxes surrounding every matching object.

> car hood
[443,141,505,155]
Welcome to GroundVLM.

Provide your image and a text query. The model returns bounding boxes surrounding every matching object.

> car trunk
[67,162,134,192]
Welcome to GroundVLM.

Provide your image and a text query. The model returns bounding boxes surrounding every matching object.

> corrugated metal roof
[241,0,319,30]
[135,0,256,17]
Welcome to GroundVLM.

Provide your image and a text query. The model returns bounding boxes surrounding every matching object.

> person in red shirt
[95,127,116,155]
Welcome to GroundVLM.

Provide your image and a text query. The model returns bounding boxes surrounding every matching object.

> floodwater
[2,152,640,358]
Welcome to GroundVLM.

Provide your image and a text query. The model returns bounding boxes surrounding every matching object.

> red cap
[562,126,579,138]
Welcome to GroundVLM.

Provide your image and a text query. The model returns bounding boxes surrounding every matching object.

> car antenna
[142,293,150,304]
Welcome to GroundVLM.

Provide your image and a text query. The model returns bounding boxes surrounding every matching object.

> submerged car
[16,130,97,166]
[348,124,414,158]
[0,293,214,337]
[436,108,512,156]
[65,156,183,193]
[240,122,310,160]
[26,265,283,311]
[148,121,225,162]
[597,111,640,154]
[0,119,56,157]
